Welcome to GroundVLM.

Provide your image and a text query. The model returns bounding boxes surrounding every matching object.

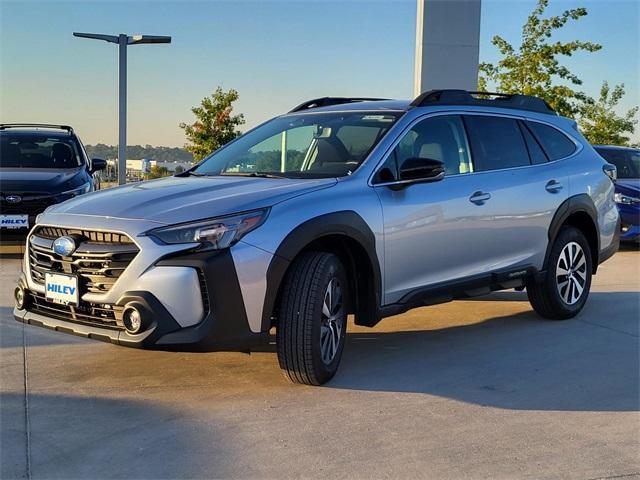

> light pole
[73,32,171,185]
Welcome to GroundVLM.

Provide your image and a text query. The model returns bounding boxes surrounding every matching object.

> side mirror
[398,157,445,183]
[90,158,107,174]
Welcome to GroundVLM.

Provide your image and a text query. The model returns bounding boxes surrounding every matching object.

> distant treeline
[85,144,194,163]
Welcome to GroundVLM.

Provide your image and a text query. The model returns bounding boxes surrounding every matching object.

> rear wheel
[527,227,593,320]
[276,251,348,385]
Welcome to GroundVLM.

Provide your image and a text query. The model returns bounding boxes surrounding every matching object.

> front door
[373,114,488,304]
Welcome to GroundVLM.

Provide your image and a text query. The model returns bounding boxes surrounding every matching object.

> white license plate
[0,214,29,229]
[45,273,79,306]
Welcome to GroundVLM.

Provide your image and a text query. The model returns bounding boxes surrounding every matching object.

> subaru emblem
[5,195,22,204]
[53,236,77,257]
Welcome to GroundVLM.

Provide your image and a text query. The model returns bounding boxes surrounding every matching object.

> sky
[1,0,638,147]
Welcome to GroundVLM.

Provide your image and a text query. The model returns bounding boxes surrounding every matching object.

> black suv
[0,124,106,249]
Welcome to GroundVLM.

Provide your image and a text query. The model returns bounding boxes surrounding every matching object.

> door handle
[469,191,491,205]
[545,180,563,193]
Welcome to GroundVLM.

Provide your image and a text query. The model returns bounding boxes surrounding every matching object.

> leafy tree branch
[179,87,245,162]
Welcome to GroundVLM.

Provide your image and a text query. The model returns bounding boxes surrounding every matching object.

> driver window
[374,115,472,183]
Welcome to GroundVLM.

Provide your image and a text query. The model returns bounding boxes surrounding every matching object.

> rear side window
[525,121,576,160]
[519,122,548,165]
[463,115,530,171]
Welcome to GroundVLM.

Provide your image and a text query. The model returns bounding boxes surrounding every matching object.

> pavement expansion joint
[22,323,32,480]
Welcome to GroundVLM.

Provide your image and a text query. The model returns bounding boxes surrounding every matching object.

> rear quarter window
[519,121,548,165]
[525,121,576,160]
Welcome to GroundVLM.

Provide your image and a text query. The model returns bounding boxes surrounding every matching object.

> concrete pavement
[1,249,638,479]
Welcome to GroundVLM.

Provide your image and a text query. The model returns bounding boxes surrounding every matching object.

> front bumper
[619,204,640,243]
[15,247,269,351]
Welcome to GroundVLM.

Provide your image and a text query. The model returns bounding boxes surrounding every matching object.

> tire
[276,251,349,385]
[527,226,593,320]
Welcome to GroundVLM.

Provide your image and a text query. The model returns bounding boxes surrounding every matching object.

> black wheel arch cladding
[545,194,600,274]
[262,211,382,331]
[156,248,267,351]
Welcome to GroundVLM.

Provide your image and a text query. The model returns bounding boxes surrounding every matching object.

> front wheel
[527,226,593,320]
[276,251,349,385]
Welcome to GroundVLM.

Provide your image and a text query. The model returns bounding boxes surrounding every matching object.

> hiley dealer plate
[45,272,79,306]
[0,214,29,229]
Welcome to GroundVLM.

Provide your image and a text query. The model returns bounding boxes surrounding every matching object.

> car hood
[616,179,640,198]
[46,175,337,224]
[0,167,86,194]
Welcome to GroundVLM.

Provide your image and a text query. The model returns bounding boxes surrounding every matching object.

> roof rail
[0,123,74,133]
[289,97,389,113]
[410,90,556,115]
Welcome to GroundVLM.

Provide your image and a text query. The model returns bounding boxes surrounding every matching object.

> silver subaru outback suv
[14,90,620,385]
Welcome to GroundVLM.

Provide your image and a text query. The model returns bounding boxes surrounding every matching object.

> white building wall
[414,0,482,96]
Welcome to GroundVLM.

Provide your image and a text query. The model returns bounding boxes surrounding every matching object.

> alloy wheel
[320,277,344,365]
[556,241,587,305]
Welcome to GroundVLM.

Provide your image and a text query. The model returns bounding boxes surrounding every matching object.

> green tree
[478,0,601,117]
[144,165,171,180]
[174,165,184,174]
[179,87,245,161]
[578,82,639,146]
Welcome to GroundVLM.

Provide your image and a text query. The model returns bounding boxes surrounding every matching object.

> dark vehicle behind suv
[594,145,640,243]
[0,124,106,249]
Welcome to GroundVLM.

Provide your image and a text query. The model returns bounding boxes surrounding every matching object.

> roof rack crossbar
[410,89,556,115]
[0,123,74,133]
[289,97,389,113]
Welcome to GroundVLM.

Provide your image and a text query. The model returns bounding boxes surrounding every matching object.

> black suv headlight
[147,208,269,250]
[614,193,639,205]
[61,181,92,197]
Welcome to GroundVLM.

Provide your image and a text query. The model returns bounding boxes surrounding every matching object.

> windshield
[0,133,83,169]
[193,111,401,178]
[596,148,640,179]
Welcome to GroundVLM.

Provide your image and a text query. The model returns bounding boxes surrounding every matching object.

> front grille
[28,290,124,330]
[35,226,134,244]
[0,196,55,215]
[28,226,139,294]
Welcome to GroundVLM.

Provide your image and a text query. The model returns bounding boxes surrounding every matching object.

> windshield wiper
[220,172,287,179]
[177,170,210,177]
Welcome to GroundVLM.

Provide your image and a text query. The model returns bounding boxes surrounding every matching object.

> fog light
[14,286,25,310]
[123,307,143,334]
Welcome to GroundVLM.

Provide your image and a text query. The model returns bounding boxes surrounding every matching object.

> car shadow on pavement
[0,306,83,348]
[0,392,237,480]
[331,291,639,413]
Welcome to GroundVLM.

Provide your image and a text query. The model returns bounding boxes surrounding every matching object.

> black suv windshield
[596,148,640,179]
[193,111,401,178]
[0,133,83,169]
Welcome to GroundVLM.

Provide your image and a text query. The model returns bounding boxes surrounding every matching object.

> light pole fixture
[73,32,171,185]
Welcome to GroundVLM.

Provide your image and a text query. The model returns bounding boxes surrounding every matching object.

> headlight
[147,208,269,250]
[614,193,639,205]
[61,181,92,197]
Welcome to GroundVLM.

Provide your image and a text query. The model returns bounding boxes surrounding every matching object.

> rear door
[459,114,570,273]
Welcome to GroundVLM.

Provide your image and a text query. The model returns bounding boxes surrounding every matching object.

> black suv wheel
[276,251,348,385]
[527,226,593,319]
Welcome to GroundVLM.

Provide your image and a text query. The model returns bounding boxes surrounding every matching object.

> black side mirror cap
[398,157,445,182]
[602,163,617,183]
[90,158,107,174]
